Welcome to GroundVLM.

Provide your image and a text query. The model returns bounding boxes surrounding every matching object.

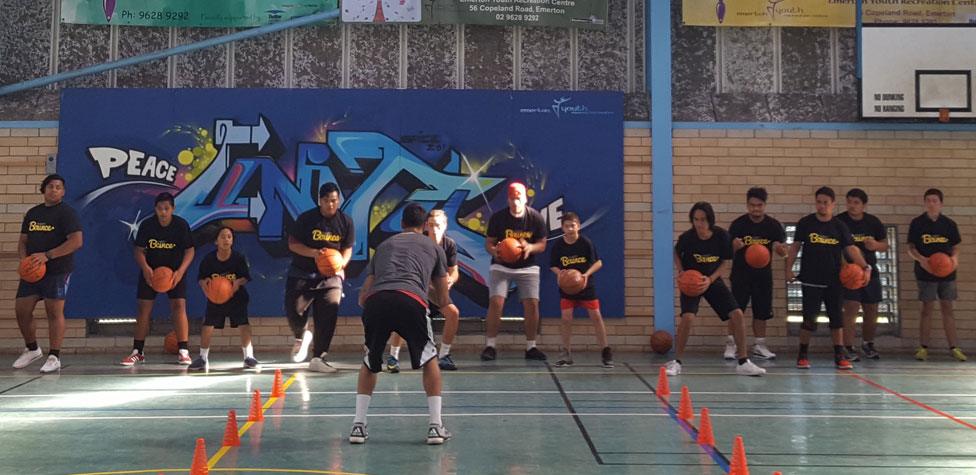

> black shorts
[362,291,437,373]
[679,279,738,321]
[802,283,843,329]
[731,273,774,320]
[136,272,187,300]
[203,297,249,329]
[17,273,71,300]
[843,268,882,304]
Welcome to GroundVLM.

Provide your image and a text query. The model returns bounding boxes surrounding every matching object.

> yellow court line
[71,468,366,475]
[207,374,298,468]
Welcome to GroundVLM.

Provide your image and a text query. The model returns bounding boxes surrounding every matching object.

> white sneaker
[752,343,776,360]
[13,348,43,369]
[735,359,766,377]
[309,357,337,373]
[39,355,61,373]
[664,360,681,376]
[723,338,737,360]
[292,330,313,363]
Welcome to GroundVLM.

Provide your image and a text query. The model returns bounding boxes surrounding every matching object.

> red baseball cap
[508,182,526,199]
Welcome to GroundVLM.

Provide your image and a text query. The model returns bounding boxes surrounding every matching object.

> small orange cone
[772,472,782,475]
[248,389,264,422]
[657,366,671,397]
[223,409,241,446]
[678,385,694,421]
[272,369,285,398]
[189,437,209,475]
[696,407,715,446]
[728,435,750,475]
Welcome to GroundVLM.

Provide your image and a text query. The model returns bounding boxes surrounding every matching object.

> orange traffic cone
[248,389,264,422]
[728,435,750,475]
[696,407,715,446]
[272,369,285,398]
[223,410,241,446]
[657,366,670,397]
[772,472,782,475]
[678,385,694,421]
[189,437,209,475]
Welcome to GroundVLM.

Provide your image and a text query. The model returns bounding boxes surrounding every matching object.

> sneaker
[12,348,43,369]
[914,346,928,361]
[292,330,313,363]
[735,359,766,377]
[723,339,736,360]
[120,350,145,366]
[480,346,497,361]
[438,354,457,371]
[752,344,776,360]
[524,347,547,361]
[188,357,208,371]
[349,423,368,444]
[835,358,854,370]
[796,357,811,369]
[861,342,880,360]
[426,424,453,445]
[243,357,259,369]
[386,355,400,373]
[601,347,614,368]
[846,347,861,363]
[309,357,338,373]
[951,347,968,362]
[177,351,192,365]
[664,360,681,376]
[39,355,60,373]
[554,351,573,367]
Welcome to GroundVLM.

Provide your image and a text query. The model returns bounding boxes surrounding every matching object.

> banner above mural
[682,0,976,27]
[342,0,607,28]
[60,0,337,27]
[58,89,624,320]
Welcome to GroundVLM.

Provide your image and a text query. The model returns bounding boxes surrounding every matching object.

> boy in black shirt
[12,175,83,373]
[189,227,257,370]
[121,192,195,366]
[668,202,765,377]
[286,182,355,372]
[907,188,966,362]
[786,187,870,370]
[727,187,786,361]
[837,188,888,361]
[549,212,613,368]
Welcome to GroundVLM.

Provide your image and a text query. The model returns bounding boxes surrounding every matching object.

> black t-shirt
[288,208,355,274]
[908,213,962,282]
[425,232,458,268]
[795,214,854,286]
[21,202,82,275]
[135,215,194,269]
[728,214,785,278]
[198,250,251,306]
[837,211,887,268]
[486,207,548,269]
[549,235,600,300]
[675,227,732,276]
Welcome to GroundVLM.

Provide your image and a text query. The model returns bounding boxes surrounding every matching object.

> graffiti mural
[58,89,623,318]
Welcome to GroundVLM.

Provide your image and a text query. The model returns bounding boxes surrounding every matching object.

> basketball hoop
[939,108,950,123]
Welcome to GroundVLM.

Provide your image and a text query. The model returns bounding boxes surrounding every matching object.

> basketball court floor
[2,352,974,474]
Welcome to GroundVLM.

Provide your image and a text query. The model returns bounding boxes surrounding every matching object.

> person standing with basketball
[480,182,548,361]
[121,192,195,366]
[667,201,766,377]
[286,182,354,372]
[727,187,786,361]
[786,187,870,370]
[12,174,82,373]
[837,188,888,361]
[351,203,452,445]
[908,188,966,361]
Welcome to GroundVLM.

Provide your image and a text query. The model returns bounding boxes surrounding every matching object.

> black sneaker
[846,347,861,363]
[386,355,400,373]
[188,357,208,371]
[524,347,547,361]
[554,351,573,367]
[601,347,614,368]
[438,354,457,371]
[349,422,368,444]
[480,346,496,361]
[861,342,880,360]
[426,424,453,445]
[243,357,258,369]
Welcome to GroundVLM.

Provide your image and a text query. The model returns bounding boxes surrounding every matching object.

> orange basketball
[206,277,234,304]
[928,252,954,278]
[151,266,175,293]
[745,244,771,269]
[678,269,706,297]
[163,330,178,355]
[315,248,344,276]
[650,330,673,354]
[18,257,46,283]
[497,238,523,264]
[839,263,865,290]
[557,269,586,295]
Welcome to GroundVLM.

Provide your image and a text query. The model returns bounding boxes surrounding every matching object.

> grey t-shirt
[366,232,448,300]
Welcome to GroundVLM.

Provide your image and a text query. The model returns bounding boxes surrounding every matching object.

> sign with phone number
[60,0,338,28]
[423,0,607,29]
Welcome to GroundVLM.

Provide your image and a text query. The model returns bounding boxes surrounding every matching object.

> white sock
[390,346,401,360]
[755,337,766,346]
[242,343,253,358]
[200,348,210,359]
[486,337,497,348]
[440,343,451,356]
[179,348,190,356]
[354,394,371,424]
[427,395,442,426]
[526,340,537,351]
[727,335,735,342]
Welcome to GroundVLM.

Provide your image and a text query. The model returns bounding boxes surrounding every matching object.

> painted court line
[849,372,976,431]
[6,389,976,398]
[545,363,603,464]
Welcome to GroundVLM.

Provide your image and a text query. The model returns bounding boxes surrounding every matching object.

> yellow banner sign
[682,0,976,27]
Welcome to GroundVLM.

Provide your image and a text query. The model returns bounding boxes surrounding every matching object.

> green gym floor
[1,352,975,475]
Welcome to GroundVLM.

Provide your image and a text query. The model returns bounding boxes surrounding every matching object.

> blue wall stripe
[626,121,976,131]
[0,121,59,128]
[650,0,674,336]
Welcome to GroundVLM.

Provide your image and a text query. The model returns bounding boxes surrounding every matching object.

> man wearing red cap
[481,182,549,361]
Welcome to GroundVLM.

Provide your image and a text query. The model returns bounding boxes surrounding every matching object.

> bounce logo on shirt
[148,239,177,250]
[505,230,534,240]
[809,233,839,245]
[922,234,949,244]
[210,273,236,281]
[312,230,342,242]
[560,256,588,266]
[693,254,720,264]
[742,236,770,246]
[28,221,55,232]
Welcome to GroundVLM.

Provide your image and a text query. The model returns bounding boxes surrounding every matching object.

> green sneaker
[914,346,928,361]
[951,347,968,362]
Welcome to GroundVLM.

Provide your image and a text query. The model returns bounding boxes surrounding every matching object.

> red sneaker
[796,358,811,369]
[120,351,145,366]
[835,358,853,370]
